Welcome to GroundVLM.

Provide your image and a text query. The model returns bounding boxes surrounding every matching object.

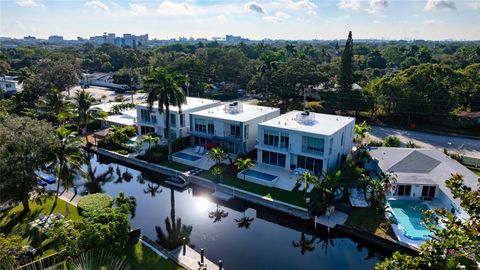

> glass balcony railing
[256,141,290,151]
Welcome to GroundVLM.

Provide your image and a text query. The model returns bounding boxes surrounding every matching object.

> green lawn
[345,208,396,241]
[159,161,193,172]
[0,196,81,257]
[125,242,183,270]
[198,165,312,208]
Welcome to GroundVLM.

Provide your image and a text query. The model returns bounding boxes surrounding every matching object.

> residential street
[368,125,480,158]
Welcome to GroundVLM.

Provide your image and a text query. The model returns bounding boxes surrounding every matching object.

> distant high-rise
[88,33,148,47]
[48,35,64,43]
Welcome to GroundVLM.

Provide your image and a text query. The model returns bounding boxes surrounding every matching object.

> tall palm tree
[235,157,255,181]
[296,172,320,200]
[208,204,229,223]
[144,67,187,163]
[317,170,343,204]
[258,53,278,97]
[73,89,107,136]
[292,232,316,255]
[207,147,228,182]
[44,88,73,124]
[354,120,372,144]
[47,126,86,217]
[16,67,33,84]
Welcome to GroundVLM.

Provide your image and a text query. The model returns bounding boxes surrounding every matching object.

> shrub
[367,140,383,147]
[405,141,417,148]
[77,193,113,215]
[383,136,401,147]
[116,149,129,155]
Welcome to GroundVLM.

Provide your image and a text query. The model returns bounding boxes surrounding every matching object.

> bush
[116,149,129,155]
[383,136,401,147]
[77,193,113,215]
[367,140,383,147]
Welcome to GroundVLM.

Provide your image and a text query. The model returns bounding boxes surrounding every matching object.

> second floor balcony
[256,140,290,152]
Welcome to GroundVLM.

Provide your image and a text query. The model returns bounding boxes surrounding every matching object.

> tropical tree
[235,157,255,181]
[292,232,316,255]
[114,192,137,218]
[354,120,372,144]
[141,134,160,150]
[317,170,343,204]
[338,31,354,92]
[73,89,107,136]
[258,52,279,97]
[208,204,229,223]
[47,126,86,218]
[362,172,397,213]
[144,67,187,163]
[376,174,479,270]
[207,147,228,181]
[43,88,73,124]
[296,172,320,200]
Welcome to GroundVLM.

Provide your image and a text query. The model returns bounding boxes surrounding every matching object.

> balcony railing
[301,146,324,156]
[256,141,290,151]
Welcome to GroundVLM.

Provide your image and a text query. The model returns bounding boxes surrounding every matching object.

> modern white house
[255,110,355,176]
[136,97,221,141]
[0,78,17,96]
[188,102,280,155]
[103,109,137,128]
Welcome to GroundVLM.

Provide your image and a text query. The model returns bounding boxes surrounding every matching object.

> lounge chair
[194,146,200,153]
[198,146,205,155]
[55,213,65,220]
[39,214,47,222]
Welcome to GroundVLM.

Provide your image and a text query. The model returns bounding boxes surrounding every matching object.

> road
[368,125,480,158]
[67,85,147,104]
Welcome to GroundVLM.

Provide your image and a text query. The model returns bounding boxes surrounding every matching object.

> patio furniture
[39,214,47,222]
[195,146,200,153]
[55,213,65,220]
[198,146,205,155]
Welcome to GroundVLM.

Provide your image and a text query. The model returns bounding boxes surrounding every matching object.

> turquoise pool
[388,200,433,241]
[173,152,201,161]
[241,170,277,182]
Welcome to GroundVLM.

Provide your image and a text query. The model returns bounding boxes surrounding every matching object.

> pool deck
[249,163,298,191]
[171,245,221,270]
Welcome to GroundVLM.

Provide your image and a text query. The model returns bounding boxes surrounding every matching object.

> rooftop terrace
[137,97,220,112]
[192,102,279,122]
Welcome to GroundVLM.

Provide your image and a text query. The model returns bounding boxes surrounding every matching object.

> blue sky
[1,0,479,40]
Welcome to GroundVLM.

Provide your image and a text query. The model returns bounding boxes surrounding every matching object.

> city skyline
[1,0,480,40]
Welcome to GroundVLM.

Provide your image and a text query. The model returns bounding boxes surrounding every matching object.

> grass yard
[125,242,183,270]
[198,165,312,208]
[159,160,193,172]
[345,208,396,241]
[0,196,81,257]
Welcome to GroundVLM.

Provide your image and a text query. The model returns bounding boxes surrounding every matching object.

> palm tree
[296,172,320,200]
[45,88,73,124]
[292,233,316,255]
[208,204,229,223]
[156,188,192,250]
[47,126,86,217]
[16,67,33,84]
[114,192,137,218]
[144,183,163,197]
[73,89,107,137]
[235,157,255,181]
[354,120,372,144]
[207,147,228,181]
[258,52,279,97]
[144,67,187,163]
[317,170,343,204]
[141,134,160,150]
[285,43,296,57]
[235,213,254,229]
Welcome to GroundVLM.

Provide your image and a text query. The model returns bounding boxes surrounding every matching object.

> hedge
[77,193,113,215]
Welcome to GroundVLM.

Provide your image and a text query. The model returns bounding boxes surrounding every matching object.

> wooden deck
[171,245,221,270]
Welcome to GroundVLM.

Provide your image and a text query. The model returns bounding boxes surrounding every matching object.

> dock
[212,191,234,201]
[171,245,221,270]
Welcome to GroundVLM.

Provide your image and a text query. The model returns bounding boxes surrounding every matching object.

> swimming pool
[173,152,201,161]
[238,169,279,187]
[242,170,277,181]
[387,200,433,241]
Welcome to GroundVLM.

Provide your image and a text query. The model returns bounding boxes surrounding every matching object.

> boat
[37,179,47,187]
[165,174,189,188]
[35,171,56,184]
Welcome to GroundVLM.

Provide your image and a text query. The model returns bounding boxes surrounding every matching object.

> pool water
[242,170,277,181]
[388,200,432,240]
[173,152,201,161]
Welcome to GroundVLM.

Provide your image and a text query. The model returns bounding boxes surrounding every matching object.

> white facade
[189,102,280,155]
[256,111,355,175]
[136,97,221,141]
[0,79,17,95]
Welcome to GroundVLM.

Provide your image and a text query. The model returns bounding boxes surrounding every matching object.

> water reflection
[317,232,336,255]
[156,188,193,250]
[235,213,254,229]
[208,204,229,223]
[83,165,114,194]
[143,183,163,197]
[292,232,316,255]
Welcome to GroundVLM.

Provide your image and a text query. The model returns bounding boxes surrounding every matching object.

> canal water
[71,153,383,270]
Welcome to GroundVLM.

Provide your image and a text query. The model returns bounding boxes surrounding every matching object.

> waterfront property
[249,110,355,189]
[136,97,221,141]
[189,101,280,155]
[102,109,137,127]
[366,147,477,246]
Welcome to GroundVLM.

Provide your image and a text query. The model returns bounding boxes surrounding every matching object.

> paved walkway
[369,125,480,158]
[58,190,82,207]
[171,245,220,270]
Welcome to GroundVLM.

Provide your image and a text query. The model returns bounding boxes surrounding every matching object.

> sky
[1,0,479,40]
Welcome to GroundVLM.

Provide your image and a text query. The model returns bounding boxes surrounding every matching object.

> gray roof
[368,147,479,212]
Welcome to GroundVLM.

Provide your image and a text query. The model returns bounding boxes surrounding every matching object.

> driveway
[368,125,480,158]
[67,86,147,104]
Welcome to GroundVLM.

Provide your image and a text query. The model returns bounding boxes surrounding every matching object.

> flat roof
[105,115,135,126]
[192,103,279,122]
[259,111,355,136]
[136,97,220,112]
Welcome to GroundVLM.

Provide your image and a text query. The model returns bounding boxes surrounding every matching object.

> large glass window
[170,114,176,127]
[302,136,324,154]
[296,155,323,175]
[180,114,185,127]
[207,121,214,135]
[140,125,155,135]
[230,125,240,138]
[421,186,436,198]
[194,118,207,133]
[264,129,279,147]
[262,150,286,168]
[140,109,151,122]
[396,185,412,196]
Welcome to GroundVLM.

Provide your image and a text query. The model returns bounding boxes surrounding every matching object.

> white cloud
[425,0,456,10]
[85,0,109,12]
[156,1,196,16]
[422,19,444,25]
[264,11,291,22]
[129,3,148,15]
[16,0,43,7]
[369,0,387,11]
[339,0,361,10]
[217,14,227,22]
[245,1,267,14]
[471,1,480,10]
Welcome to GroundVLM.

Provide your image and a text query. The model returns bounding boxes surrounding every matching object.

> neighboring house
[103,109,137,128]
[366,147,478,220]
[80,73,129,91]
[256,110,355,176]
[136,97,221,141]
[189,102,280,155]
[0,79,17,95]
